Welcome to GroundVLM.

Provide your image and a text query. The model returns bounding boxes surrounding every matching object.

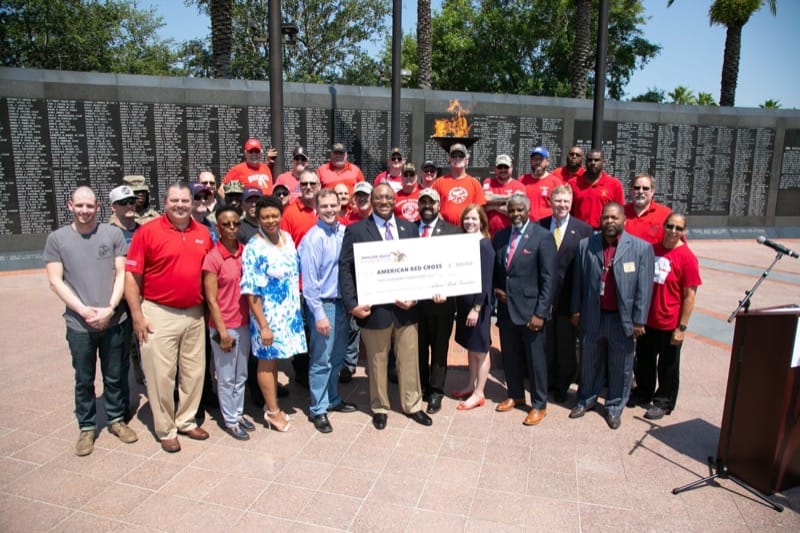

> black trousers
[544,313,578,394]
[417,311,455,398]
[634,328,681,411]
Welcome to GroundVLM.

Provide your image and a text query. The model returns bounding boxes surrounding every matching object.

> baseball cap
[190,182,213,198]
[243,187,263,201]
[331,142,346,153]
[353,182,373,195]
[530,146,549,158]
[449,143,468,156]
[109,185,135,204]
[223,181,245,194]
[402,163,416,174]
[495,154,512,167]
[419,188,440,202]
[292,146,309,160]
[244,139,262,152]
[422,160,436,170]
[123,175,149,192]
[390,147,404,158]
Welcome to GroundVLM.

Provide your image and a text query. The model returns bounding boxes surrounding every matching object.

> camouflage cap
[123,175,149,192]
[223,181,245,194]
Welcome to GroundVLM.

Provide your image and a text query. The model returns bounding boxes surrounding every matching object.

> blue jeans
[66,321,130,431]
[306,299,348,416]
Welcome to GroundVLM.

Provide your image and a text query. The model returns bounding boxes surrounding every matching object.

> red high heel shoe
[457,397,486,411]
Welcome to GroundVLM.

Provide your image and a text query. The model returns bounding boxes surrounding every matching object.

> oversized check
[353,233,483,306]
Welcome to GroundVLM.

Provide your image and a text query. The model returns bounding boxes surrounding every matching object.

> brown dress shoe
[495,397,525,412]
[160,437,181,453]
[523,408,547,426]
[178,427,209,440]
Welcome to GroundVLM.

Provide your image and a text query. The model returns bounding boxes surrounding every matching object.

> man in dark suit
[415,188,461,414]
[569,202,654,429]
[493,193,557,426]
[539,185,593,403]
[339,183,432,430]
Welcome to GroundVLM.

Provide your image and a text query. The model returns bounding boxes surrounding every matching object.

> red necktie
[506,228,519,269]
[421,224,430,237]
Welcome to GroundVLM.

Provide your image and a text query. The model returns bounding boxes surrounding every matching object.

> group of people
[46,135,701,457]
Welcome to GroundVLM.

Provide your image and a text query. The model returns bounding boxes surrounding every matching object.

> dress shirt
[419,218,438,237]
[372,213,399,241]
[298,220,345,322]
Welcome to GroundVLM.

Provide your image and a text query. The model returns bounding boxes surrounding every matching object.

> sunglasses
[247,149,261,154]
[293,156,308,162]
[300,181,318,187]
[219,221,241,228]
[664,223,685,232]
[450,153,466,159]
[423,168,436,173]
[633,186,651,191]
[200,181,215,186]
[496,165,510,170]
[115,198,136,206]
[390,156,403,162]
[402,173,416,178]
[274,190,289,197]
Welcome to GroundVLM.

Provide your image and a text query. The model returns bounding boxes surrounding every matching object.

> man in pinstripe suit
[568,203,654,429]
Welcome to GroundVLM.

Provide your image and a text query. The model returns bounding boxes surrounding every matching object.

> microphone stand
[672,252,784,512]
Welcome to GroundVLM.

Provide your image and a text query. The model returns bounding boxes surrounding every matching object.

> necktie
[421,224,430,237]
[384,221,394,241]
[506,228,519,268]
[553,223,563,250]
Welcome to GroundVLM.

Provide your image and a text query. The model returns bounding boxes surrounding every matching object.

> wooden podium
[717,305,800,494]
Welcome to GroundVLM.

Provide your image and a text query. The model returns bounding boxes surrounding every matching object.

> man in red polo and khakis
[222,138,273,197]
[125,182,214,453]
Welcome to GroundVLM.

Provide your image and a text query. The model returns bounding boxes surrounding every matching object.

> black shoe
[328,401,357,413]
[569,404,589,419]
[388,368,398,384]
[607,414,621,430]
[238,416,255,431]
[408,411,433,426]
[339,367,353,384]
[309,413,333,433]
[426,396,442,414]
[277,384,290,398]
[227,425,250,441]
[644,405,665,420]
[372,413,387,430]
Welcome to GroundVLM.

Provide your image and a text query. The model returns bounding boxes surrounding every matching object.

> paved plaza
[0,239,799,531]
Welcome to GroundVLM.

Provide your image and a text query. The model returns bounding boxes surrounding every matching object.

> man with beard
[623,173,671,245]
[569,203,653,430]
[275,146,310,202]
[492,193,556,426]
[432,143,486,226]
[222,181,244,212]
[415,188,460,414]
[519,146,563,222]
[339,183,431,430]
[551,146,585,182]
[222,138,273,197]
[568,150,624,230]
[318,142,365,193]
[238,188,263,244]
[197,171,220,222]
[374,147,407,193]
[483,154,525,237]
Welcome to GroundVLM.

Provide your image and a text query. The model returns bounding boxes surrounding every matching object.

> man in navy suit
[539,185,593,403]
[415,189,461,414]
[339,183,432,430]
[493,193,557,426]
[569,202,654,429]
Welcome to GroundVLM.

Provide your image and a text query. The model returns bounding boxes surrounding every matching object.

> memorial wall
[1,67,799,250]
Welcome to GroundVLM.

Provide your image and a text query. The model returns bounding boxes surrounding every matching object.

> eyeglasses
[632,186,651,191]
[115,198,136,206]
[274,190,289,197]
[218,221,241,228]
[390,156,403,162]
[568,152,582,157]
[664,223,685,232]
[300,181,318,187]
[496,165,510,170]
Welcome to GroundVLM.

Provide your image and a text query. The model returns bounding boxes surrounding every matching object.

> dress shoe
[523,408,547,426]
[644,405,666,420]
[456,396,485,411]
[160,437,181,453]
[227,425,250,441]
[238,416,256,431]
[607,414,621,430]
[309,413,333,433]
[569,404,593,419]
[407,411,433,426]
[450,389,473,399]
[178,426,209,440]
[339,367,353,384]
[426,396,442,414]
[495,397,525,412]
[372,413,387,430]
[328,401,357,413]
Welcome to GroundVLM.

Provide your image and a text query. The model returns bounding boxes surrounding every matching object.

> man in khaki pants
[124,182,213,452]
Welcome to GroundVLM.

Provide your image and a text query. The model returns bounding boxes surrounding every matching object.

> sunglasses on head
[115,198,136,206]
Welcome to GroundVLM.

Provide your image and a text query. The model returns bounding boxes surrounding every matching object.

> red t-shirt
[274,172,301,201]
[432,174,487,226]
[374,171,404,193]
[125,215,213,308]
[317,161,365,193]
[341,211,369,226]
[551,165,584,182]
[280,198,317,247]
[482,177,525,236]
[648,243,702,330]
[624,201,672,245]
[202,241,248,328]
[394,188,420,222]
[518,172,564,222]
[568,172,625,229]
[223,161,273,195]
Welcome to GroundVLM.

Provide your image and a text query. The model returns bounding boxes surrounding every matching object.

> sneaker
[75,430,95,456]
[109,421,139,443]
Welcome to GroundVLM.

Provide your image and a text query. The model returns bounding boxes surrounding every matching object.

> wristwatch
[677,324,688,331]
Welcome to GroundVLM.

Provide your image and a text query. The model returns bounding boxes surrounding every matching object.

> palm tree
[570,0,593,98]
[696,92,717,106]
[668,86,697,105]
[759,99,781,109]
[417,0,432,89]
[668,0,777,107]
[210,0,232,78]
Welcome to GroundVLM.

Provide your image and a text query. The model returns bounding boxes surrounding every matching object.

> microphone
[757,236,799,259]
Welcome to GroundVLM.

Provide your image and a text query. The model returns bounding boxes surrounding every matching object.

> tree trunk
[211,0,233,79]
[571,0,592,99]
[719,22,742,107]
[417,0,432,89]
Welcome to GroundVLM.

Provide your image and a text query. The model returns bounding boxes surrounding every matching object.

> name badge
[623,261,636,273]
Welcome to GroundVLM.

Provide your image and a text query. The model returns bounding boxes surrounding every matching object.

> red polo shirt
[280,198,317,247]
[551,165,584,182]
[202,241,248,328]
[125,214,213,308]
[223,161,273,195]
[519,172,564,222]
[624,201,672,245]
[482,177,525,236]
[317,161,365,193]
[568,172,625,229]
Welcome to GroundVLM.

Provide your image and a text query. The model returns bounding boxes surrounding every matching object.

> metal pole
[390,0,401,148]
[268,0,284,175]
[591,0,610,151]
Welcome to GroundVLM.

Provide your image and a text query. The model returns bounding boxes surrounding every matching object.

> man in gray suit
[569,202,654,429]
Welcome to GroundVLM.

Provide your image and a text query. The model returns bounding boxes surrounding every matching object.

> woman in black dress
[451,204,496,410]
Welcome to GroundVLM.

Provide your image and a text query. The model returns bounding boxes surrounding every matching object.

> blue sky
[155,0,799,109]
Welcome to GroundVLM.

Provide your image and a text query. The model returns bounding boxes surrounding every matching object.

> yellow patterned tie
[553,223,563,250]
